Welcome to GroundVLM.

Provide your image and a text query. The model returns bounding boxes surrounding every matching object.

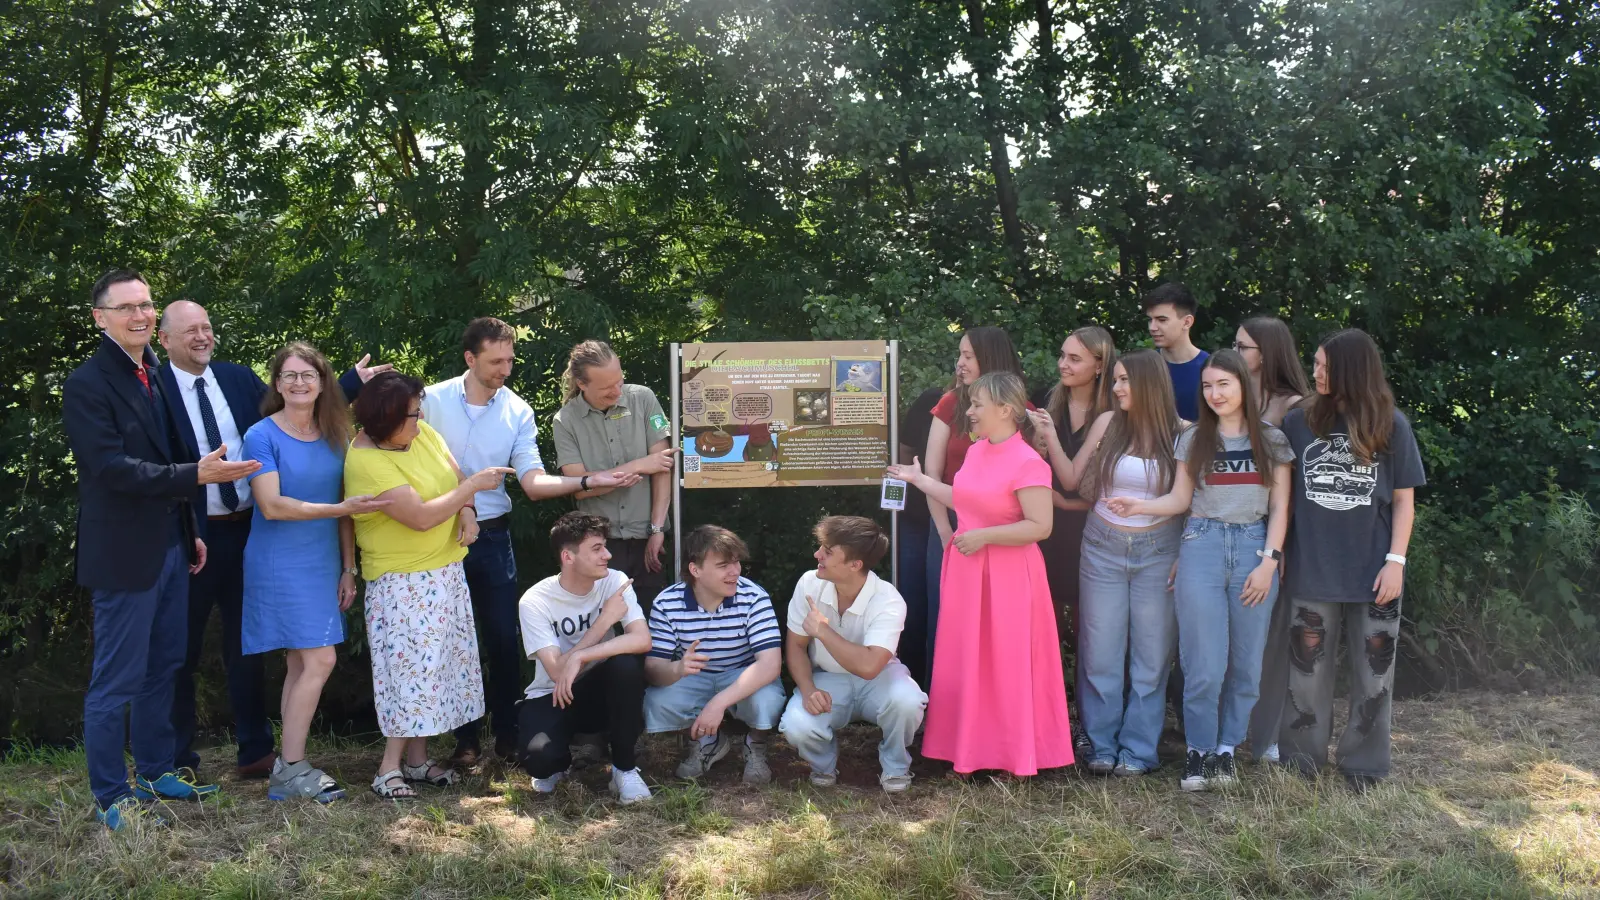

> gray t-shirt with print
[1175,425,1295,525]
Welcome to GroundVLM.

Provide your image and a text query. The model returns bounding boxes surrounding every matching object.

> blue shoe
[96,796,168,831]
[134,768,219,802]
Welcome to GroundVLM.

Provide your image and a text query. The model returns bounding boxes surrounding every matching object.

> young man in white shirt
[515,512,653,803]
[779,516,929,793]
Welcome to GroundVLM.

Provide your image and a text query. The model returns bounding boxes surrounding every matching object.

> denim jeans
[1280,598,1402,779]
[1077,514,1182,770]
[453,526,522,749]
[779,661,928,777]
[1173,517,1278,754]
[85,542,189,808]
[643,668,787,733]
[895,515,931,688]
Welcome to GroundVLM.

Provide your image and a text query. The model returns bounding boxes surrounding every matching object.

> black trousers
[606,537,668,614]
[172,516,273,768]
[516,654,645,778]
[453,525,522,749]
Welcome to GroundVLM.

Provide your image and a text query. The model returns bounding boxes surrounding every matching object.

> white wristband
[1385,553,1407,566]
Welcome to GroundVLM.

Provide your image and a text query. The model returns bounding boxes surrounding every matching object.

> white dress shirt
[171,365,252,514]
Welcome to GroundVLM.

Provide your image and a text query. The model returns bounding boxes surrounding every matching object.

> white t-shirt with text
[519,569,644,699]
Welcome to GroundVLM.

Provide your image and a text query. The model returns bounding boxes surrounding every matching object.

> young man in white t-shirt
[516,512,653,803]
[779,516,929,793]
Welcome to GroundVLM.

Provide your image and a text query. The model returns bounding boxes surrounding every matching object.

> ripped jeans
[1279,598,1402,779]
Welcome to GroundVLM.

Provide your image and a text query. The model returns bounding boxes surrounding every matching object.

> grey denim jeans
[1279,597,1402,779]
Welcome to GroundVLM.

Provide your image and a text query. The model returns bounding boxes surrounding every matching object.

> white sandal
[401,759,459,787]
[371,769,418,800]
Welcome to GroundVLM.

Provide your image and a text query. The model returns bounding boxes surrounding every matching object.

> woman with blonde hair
[888,371,1073,776]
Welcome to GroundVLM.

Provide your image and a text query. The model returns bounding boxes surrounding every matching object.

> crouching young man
[516,512,652,803]
[643,525,786,785]
[780,516,928,793]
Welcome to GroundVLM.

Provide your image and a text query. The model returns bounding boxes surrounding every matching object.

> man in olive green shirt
[552,340,676,609]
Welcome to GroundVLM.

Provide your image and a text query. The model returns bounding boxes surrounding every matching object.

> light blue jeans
[1078,514,1182,770]
[779,661,928,777]
[1174,517,1279,754]
[643,667,788,733]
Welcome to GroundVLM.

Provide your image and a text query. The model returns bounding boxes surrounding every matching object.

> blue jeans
[896,515,931,687]
[85,542,189,808]
[1077,515,1181,770]
[924,510,955,672]
[643,668,787,733]
[453,526,522,748]
[1173,517,1278,754]
[779,661,927,777]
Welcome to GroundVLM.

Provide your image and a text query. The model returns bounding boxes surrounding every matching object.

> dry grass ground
[2,683,1598,899]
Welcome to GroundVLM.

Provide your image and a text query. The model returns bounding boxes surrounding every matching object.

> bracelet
[1385,553,1407,566]
[580,475,590,492]
[342,566,358,576]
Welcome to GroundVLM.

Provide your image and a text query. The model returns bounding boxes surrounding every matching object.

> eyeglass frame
[96,301,157,316]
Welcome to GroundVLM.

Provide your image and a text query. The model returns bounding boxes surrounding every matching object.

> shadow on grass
[1,687,1597,898]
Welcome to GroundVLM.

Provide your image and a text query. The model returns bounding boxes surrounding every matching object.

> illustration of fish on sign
[836,361,882,393]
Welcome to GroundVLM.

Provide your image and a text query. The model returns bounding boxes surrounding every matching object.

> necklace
[280,413,319,438]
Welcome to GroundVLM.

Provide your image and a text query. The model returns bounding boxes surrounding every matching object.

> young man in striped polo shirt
[643,525,786,784]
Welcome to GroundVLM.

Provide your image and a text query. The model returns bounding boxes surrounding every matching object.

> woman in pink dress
[888,371,1074,775]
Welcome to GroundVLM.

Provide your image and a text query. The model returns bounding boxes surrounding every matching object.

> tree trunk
[962,0,1029,279]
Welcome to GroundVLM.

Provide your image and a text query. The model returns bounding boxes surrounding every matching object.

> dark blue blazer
[157,360,364,537]
[64,335,202,592]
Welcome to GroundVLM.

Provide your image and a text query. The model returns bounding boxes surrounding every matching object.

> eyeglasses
[1232,341,1259,352]
[405,410,422,419]
[98,301,156,316]
[279,371,321,384]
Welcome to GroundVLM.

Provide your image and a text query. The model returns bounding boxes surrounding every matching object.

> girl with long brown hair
[1278,329,1425,789]
[1234,316,1310,426]
[1047,349,1184,776]
[240,342,392,802]
[1105,350,1293,791]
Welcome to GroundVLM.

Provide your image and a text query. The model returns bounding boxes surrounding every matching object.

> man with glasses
[155,301,387,782]
[423,317,639,768]
[64,271,264,829]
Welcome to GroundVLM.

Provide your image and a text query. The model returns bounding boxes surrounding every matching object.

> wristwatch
[342,566,358,576]
[1256,548,1282,562]
[579,475,590,492]
[647,524,665,536]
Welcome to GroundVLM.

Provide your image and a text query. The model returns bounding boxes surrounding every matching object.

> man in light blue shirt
[423,317,638,767]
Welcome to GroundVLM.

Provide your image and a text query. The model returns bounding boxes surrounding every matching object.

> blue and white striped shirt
[647,577,782,674]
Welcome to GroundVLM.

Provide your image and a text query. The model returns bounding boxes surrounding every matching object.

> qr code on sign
[684,456,702,473]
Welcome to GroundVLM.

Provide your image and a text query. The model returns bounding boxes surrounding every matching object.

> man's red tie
[135,365,152,398]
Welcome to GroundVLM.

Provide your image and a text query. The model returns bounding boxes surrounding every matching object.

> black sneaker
[1344,772,1380,793]
[1210,751,1238,788]
[1070,716,1093,763]
[1180,749,1208,792]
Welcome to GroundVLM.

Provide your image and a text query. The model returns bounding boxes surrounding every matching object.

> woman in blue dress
[242,342,389,802]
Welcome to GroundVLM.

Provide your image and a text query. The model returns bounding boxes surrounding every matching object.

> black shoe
[494,735,518,763]
[1180,750,1208,792]
[448,744,482,769]
[1070,716,1093,763]
[1210,751,1237,787]
[1344,772,1380,793]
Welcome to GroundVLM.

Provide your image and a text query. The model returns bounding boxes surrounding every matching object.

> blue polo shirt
[420,374,544,520]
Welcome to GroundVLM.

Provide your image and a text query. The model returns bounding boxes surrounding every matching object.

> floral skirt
[364,562,485,738]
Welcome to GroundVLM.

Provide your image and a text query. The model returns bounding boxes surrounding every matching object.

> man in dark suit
[63,270,261,830]
[156,299,385,779]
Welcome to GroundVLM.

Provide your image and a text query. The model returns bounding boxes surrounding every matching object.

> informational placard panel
[678,340,891,488]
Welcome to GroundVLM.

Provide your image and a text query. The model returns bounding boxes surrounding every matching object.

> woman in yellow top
[346,372,513,800]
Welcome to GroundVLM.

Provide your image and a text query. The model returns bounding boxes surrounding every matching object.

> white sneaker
[1259,743,1280,763]
[610,767,652,804]
[531,768,569,794]
[808,769,838,788]
[880,772,913,793]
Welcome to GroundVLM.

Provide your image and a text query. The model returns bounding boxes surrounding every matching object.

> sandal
[371,769,418,801]
[401,759,459,787]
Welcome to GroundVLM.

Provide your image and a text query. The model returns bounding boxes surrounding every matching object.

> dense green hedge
[2,0,1597,741]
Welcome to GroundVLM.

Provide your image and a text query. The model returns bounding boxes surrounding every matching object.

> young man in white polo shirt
[643,525,786,785]
[780,516,928,793]
[515,512,653,803]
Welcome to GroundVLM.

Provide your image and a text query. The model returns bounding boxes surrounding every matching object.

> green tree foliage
[2,0,1595,737]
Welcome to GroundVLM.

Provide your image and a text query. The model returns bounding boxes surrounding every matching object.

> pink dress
[921,431,1075,775]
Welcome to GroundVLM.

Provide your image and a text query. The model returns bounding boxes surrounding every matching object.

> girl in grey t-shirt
[1104,350,1293,793]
